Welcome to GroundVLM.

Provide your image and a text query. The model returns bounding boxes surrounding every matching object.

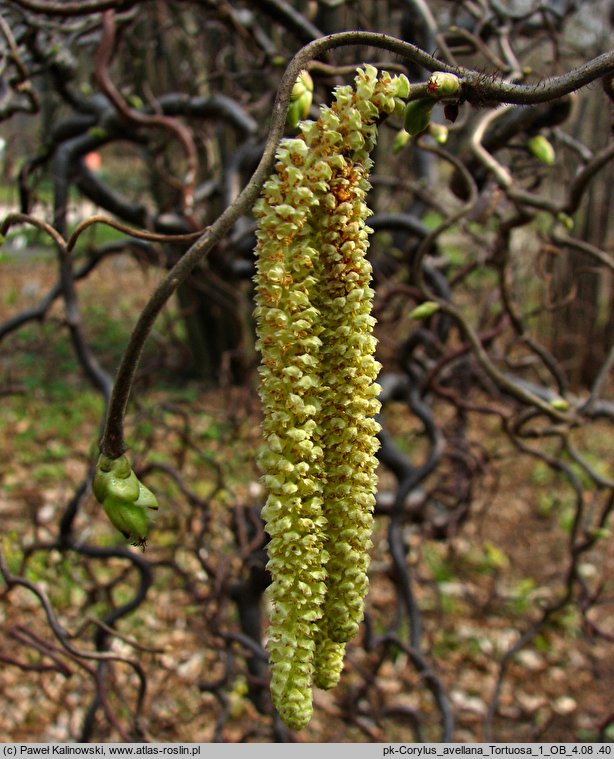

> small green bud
[429,122,449,144]
[528,134,556,166]
[287,71,314,128]
[286,99,303,129]
[409,301,440,320]
[556,212,574,231]
[291,70,314,101]
[549,397,569,411]
[297,90,313,119]
[403,98,435,136]
[93,453,159,546]
[128,94,144,109]
[427,71,461,97]
[392,129,411,154]
[87,126,108,141]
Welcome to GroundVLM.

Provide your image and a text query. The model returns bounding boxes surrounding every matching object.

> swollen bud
[403,98,435,136]
[549,397,569,412]
[429,123,449,144]
[287,70,314,128]
[392,129,411,154]
[528,134,556,166]
[409,301,440,320]
[102,494,155,546]
[427,72,461,97]
[556,212,574,231]
[93,453,159,546]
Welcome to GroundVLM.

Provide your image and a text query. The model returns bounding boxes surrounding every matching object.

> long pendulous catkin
[253,65,409,730]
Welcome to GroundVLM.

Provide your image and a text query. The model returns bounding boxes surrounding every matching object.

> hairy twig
[6,0,131,15]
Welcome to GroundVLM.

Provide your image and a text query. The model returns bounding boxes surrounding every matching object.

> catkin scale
[254,66,410,729]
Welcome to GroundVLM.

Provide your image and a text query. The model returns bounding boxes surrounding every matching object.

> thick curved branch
[94,9,199,217]
[253,0,323,44]
[461,48,614,105]
[564,141,614,214]
[6,0,136,15]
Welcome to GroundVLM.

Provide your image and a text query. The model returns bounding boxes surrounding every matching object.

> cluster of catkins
[253,66,410,729]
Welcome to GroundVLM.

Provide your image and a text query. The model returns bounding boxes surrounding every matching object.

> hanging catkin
[253,65,410,730]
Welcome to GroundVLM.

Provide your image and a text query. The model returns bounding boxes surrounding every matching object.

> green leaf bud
[589,527,611,540]
[556,212,574,231]
[286,99,303,130]
[87,126,108,141]
[549,397,569,411]
[102,496,153,545]
[287,71,314,129]
[409,300,441,320]
[93,453,158,546]
[291,70,314,101]
[429,122,449,144]
[392,129,411,154]
[528,134,556,166]
[427,71,461,97]
[404,98,435,136]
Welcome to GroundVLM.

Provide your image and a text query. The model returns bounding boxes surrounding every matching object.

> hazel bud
[392,129,411,154]
[93,454,159,546]
[528,134,556,166]
[287,70,314,128]
[427,71,461,97]
[403,98,435,136]
[429,122,449,144]
[556,212,574,231]
[549,397,569,411]
[409,301,440,320]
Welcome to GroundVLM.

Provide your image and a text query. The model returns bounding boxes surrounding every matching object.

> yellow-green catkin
[254,65,409,730]
[312,109,382,647]
[254,138,329,729]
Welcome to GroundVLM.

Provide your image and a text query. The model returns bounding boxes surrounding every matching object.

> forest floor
[1,251,613,743]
